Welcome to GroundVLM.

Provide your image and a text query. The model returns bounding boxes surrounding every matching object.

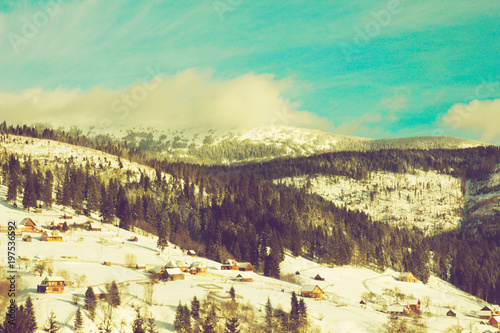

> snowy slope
[0,194,497,333]
[276,170,464,234]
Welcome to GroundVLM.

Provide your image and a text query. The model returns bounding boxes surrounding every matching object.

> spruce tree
[25,296,38,333]
[190,296,200,321]
[264,297,274,333]
[84,286,97,320]
[41,170,54,207]
[229,286,236,302]
[106,280,120,307]
[225,317,240,333]
[146,316,158,333]
[7,155,20,203]
[174,302,191,333]
[298,298,308,329]
[132,310,145,333]
[201,306,217,333]
[289,292,299,332]
[22,167,37,211]
[74,308,83,332]
[42,311,60,333]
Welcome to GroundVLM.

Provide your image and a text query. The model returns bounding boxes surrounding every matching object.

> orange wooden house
[238,262,254,272]
[41,230,63,242]
[221,259,239,270]
[37,276,67,293]
[300,285,324,299]
[17,218,37,232]
[399,272,418,283]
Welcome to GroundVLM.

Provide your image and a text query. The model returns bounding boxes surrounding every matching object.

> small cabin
[104,261,112,266]
[314,274,325,281]
[37,276,66,293]
[92,286,107,299]
[477,306,493,319]
[235,273,253,282]
[299,285,324,299]
[398,272,418,283]
[489,316,500,328]
[129,236,139,242]
[406,299,421,311]
[360,300,366,305]
[35,209,43,214]
[162,268,185,281]
[295,271,300,275]
[22,235,32,242]
[238,262,254,272]
[221,259,239,271]
[187,250,196,257]
[446,309,456,317]
[41,230,63,242]
[387,302,408,314]
[189,262,206,275]
[136,264,146,270]
[62,215,73,220]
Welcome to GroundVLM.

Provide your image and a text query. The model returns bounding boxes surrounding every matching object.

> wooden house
[149,266,165,274]
[89,223,101,232]
[17,218,37,232]
[189,262,206,274]
[374,295,392,307]
[314,274,325,281]
[299,285,324,299]
[175,260,189,272]
[187,250,196,257]
[136,264,146,270]
[238,262,254,272]
[360,300,366,305]
[399,272,418,283]
[22,235,32,242]
[61,215,73,220]
[41,230,63,242]
[37,276,66,293]
[221,259,239,270]
[387,302,408,314]
[162,268,185,281]
[295,271,301,275]
[129,236,139,242]
[406,299,421,311]
[235,273,253,282]
[489,316,500,328]
[92,286,107,299]
[446,309,456,317]
[477,306,493,319]
[35,209,43,214]
[104,261,112,266]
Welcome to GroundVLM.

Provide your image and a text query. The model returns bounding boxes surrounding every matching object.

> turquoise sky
[0,0,499,142]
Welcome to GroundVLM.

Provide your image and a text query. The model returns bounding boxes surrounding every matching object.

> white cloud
[441,99,500,142]
[0,69,333,132]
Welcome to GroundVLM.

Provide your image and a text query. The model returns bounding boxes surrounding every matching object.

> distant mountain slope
[88,125,490,164]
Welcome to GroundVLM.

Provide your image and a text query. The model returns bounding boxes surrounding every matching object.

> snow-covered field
[276,170,464,234]
[0,198,498,332]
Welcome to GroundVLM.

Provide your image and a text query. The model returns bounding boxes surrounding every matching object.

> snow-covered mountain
[85,125,489,164]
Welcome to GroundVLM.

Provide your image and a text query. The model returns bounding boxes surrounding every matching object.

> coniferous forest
[1,123,500,304]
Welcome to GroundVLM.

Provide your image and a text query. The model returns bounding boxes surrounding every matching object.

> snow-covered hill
[276,170,465,234]
[1,191,497,333]
[86,125,489,164]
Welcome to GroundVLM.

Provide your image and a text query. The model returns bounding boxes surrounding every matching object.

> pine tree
[201,306,217,333]
[225,317,240,333]
[74,308,83,332]
[84,286,97,320]
[174,302,191,333]
[298,298,308,329]
[41,170,54,207]
[7,155,20,203]
[100,184,115,223]
[25,296,37,333]
[146,316,158,333]
[22,165,37,211]
[229,286,236,302]
[61,167,71,207]
[132,310,145,333]
[264,297,274,333]
[106,280,120,307]
[156,211,170,253]
[289,292,299,332]
[85,174,101,213]
[191,296,200,321]
[42,311,60,333]
[3,303,27,333]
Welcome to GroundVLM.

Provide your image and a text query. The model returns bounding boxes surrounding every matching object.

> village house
[187,250,196,257]
[104,261,112,266]
[373,295,392,308]
[22,235,32,242]
[446,309,456,317]
[387,302,408,314]
[477,306,493,319]
[189,262,207,275]
[399,272,418,283]
[221,259,239,270]
[136,264,146,270]
[489,316,500,328]
[235,273,253,282]
[238,262,254,272]
[37,276,67,293]
[128,236,139,242]
[92,286,107,299]
[175,260,189,272]
[17,218,38,232]
[299,285,324,299]
[314,274,325,281]
[41,230,63,242]
[162,268,185,281]
[150,266,165,275]
[406,299,421,311]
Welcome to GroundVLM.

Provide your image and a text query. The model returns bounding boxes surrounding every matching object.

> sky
[0,0,499,143]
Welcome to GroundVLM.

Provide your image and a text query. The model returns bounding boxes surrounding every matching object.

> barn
[299,285,324,299]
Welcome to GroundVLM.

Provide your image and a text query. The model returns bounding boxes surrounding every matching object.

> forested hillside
[1,123,500,304]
